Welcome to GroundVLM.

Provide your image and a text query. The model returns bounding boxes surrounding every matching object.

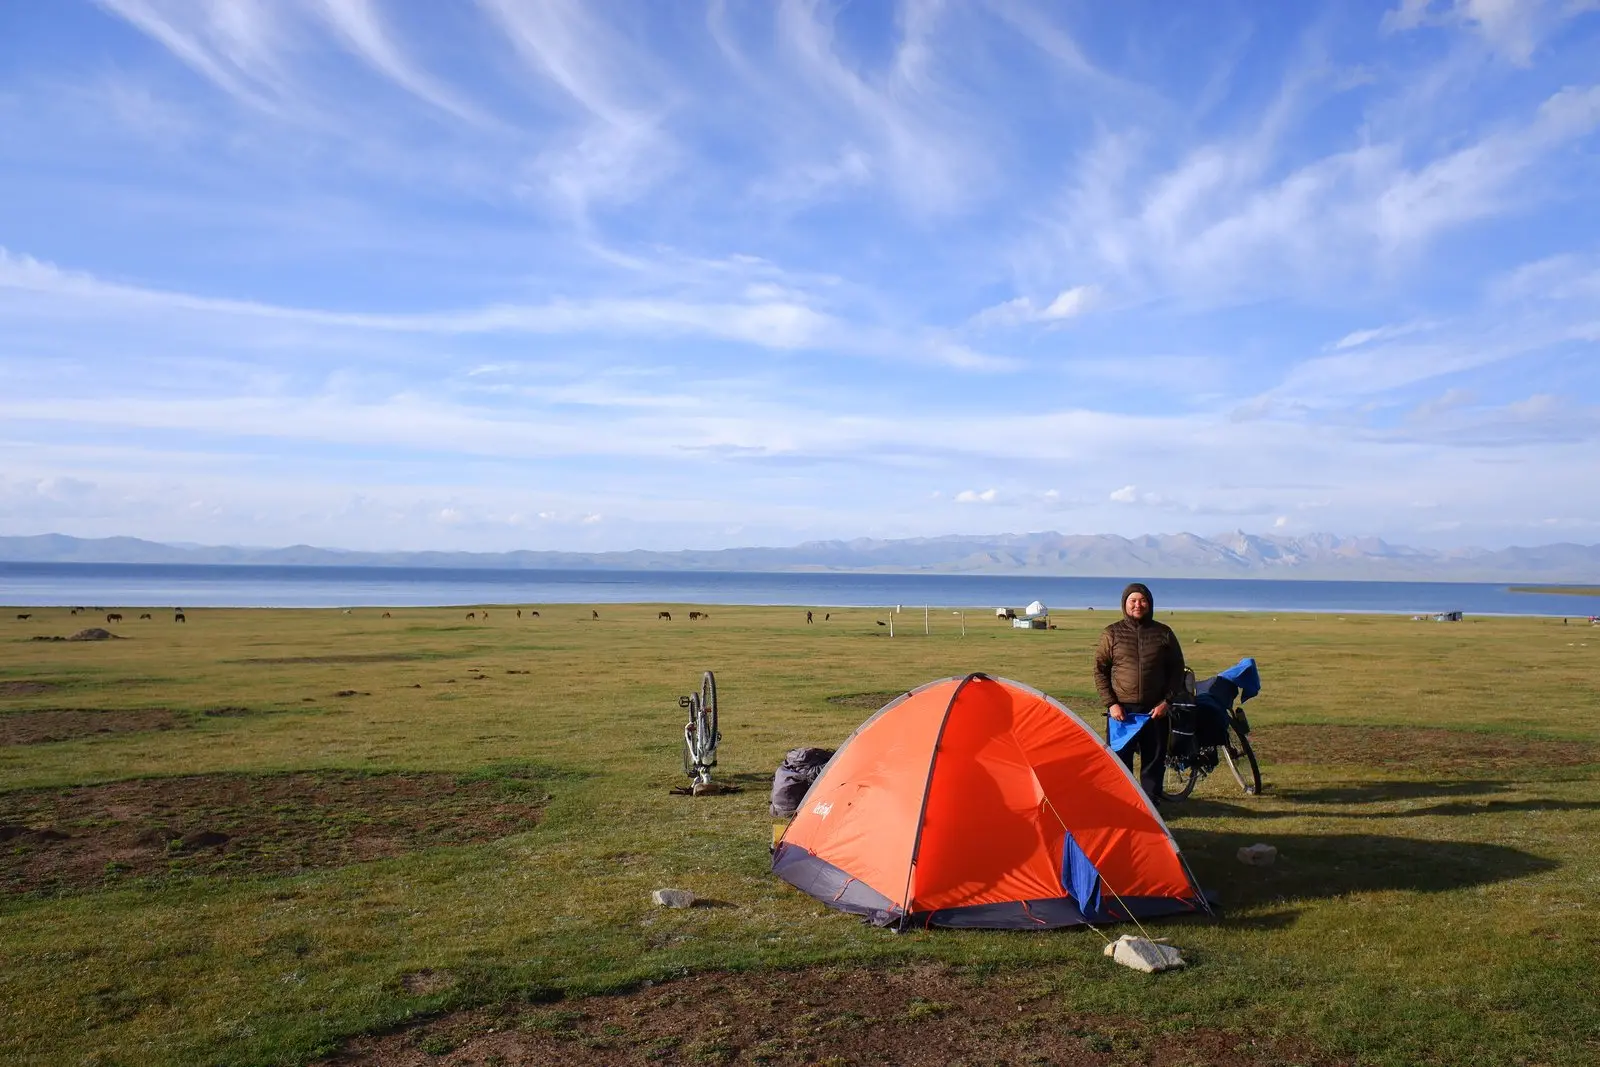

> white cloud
[954,488,998,504]
[1035,82,1600,304]
[1412,387,1478,419]
[1109,485,1139,503]
[1329,321,1435,350]
[970,286,1100,328]
[1492,253,1600,303]
[0,247,1016,371]
[316,0,492,126]
[94,0,294,114]
[769,0,990,216]
[1381,0,1567,65]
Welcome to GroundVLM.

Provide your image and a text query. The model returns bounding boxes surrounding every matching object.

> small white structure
[1011,599,1049,629]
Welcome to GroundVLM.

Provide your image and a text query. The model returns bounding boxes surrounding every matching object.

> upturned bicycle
[679,670,720,787]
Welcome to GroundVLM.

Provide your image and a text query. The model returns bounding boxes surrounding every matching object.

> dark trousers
[1114,704,1168,808]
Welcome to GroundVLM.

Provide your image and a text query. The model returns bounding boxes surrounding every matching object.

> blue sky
[1,0,1597,553]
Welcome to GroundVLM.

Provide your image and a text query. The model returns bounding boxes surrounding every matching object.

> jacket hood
[1121,582,1155,620]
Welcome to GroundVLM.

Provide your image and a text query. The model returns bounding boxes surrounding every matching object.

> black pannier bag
[1166,702,1199,761]
[1194,673,1239,747]
[770,746,835,818]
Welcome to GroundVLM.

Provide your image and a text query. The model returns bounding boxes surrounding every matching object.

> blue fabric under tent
[1060,831,1107,920]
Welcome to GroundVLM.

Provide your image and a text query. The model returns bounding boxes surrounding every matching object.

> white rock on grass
[651,888,696,908]
[1103,935,1185,973]
[1237,843,1278,866]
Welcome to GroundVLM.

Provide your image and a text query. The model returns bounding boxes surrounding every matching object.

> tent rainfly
[773,673,1210,929]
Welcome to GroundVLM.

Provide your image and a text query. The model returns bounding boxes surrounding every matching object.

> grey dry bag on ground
[770,747,835,818]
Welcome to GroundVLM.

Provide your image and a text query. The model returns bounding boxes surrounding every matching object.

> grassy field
[1509,585,1600,598]
[2,603,1597,1065]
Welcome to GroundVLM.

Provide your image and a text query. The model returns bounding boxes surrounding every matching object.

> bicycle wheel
[1219,721,1262,795]
[1159,758,1198,802]
[700,671,719,746]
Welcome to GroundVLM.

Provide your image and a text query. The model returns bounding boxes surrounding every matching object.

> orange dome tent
[772,673,1210,929]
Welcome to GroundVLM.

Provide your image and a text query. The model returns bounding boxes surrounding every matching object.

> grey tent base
[773,843,1212,930]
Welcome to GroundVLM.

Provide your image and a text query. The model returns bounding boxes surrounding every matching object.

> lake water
[3,562,1596,616]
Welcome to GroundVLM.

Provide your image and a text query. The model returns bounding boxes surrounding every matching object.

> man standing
[1094,582,1187,807]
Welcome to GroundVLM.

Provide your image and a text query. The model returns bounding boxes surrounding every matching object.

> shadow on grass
[721,771,775,788]
[1366,797,1600,818]
[1177,830,1558,910]
[1276,780,1510,804]
[1212,909,1303,931]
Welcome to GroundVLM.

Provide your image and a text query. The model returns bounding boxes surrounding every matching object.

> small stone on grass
[651,888,696,908]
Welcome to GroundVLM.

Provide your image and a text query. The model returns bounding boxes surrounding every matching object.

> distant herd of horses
[15,608,184,622]
[6,607,851,627]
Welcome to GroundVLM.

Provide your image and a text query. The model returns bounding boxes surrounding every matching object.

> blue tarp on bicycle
[1164,652,1260,758]
[1194,657,1261,742]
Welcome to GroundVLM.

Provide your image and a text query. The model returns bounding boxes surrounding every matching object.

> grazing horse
[106,613,123,623]
[466,612,477,620]
[15,613,30,621]
[528,610,540,618]
[688,611,703,620]
[139,613,152,620]
[381,612,391,618]
[174,612,186,623]
[876,620,887,627]
[658,611,672,620]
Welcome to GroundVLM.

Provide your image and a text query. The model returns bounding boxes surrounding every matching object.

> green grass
[2,603,1598,1065]
[1508,585,1600,598]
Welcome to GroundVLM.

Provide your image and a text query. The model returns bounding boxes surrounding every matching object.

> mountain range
[3,532,1598,582]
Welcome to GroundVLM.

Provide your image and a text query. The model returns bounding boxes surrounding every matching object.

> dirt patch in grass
[235,653,426,665]
[0,708,179,745]
[0,769,549,896]
[401,970,458,996]
[1256,723,1600,773]
[324,964,1341,1066]
[826,690,908,710]
[0,680,56,698]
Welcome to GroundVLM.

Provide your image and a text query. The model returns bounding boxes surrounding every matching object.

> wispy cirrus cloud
[765,0,991,216]
[1329,320,1437,350]
[969,286,1100,328]
[476,0,678,215]
[0,246,1012,370]
[1380,0,1596,65]
[317,0,493,126]
[1033,77,1600,304]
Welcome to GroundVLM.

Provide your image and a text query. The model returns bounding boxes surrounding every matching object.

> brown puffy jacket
[1093,617,1186,708]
